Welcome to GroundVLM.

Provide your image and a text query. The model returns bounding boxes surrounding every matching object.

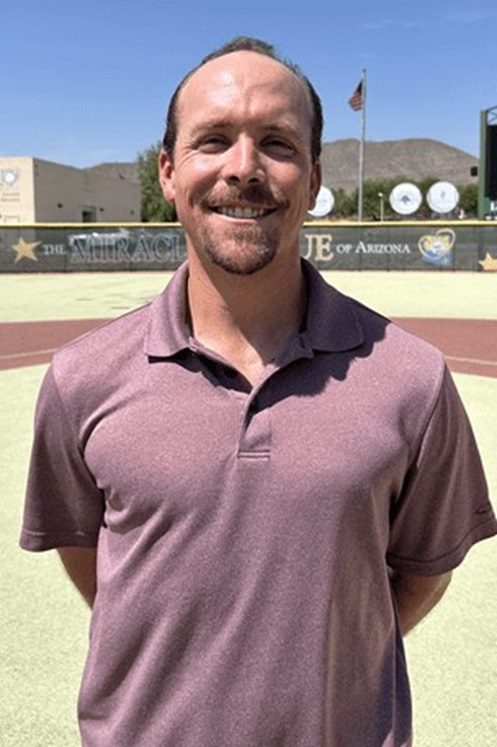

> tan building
[0,157,140,224]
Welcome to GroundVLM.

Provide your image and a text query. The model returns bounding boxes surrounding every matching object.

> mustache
[204,185,283,209]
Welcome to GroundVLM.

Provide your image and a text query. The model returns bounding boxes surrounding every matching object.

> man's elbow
[390,569,453,635]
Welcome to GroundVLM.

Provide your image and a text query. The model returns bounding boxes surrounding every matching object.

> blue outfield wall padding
[1,221,497,272]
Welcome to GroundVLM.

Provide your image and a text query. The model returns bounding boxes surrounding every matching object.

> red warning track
[0,317,496,378]
[0,320,108,371]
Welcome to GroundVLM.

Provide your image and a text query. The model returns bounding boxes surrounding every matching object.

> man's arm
[57,547,97,609]
[390,569,452,636]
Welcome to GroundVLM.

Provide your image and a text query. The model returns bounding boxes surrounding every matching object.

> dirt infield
[1,317,496,377]
[0,319,108,370]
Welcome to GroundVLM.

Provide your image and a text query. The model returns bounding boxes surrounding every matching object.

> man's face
[159,51,321,275]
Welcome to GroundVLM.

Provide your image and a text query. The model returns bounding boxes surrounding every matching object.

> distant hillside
[87,138,479,194]
[320,138,478,193]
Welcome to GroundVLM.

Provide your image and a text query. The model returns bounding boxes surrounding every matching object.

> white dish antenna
[308,186,334,217]
[426,181,459,214]
[389,183,423,215]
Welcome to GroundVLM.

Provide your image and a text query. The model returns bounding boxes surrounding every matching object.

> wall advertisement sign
[1,223,497,272]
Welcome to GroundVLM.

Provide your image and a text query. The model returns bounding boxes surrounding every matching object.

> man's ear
[158,148,175,203]
[308,160,322,210]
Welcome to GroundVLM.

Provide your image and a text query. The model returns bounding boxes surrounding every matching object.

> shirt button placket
[238,390,271,460]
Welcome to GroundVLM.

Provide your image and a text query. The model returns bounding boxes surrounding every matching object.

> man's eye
[198,136,229,151]
[263,138,295,155]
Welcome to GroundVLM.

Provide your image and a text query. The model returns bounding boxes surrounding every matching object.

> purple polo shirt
[21,261,496,746]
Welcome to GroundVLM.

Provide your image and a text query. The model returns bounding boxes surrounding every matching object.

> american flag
[348,81,363,111]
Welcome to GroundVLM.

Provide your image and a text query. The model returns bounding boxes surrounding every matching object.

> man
[21,37,496,746]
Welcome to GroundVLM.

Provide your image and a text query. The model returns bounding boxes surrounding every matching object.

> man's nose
[222,137,264,187]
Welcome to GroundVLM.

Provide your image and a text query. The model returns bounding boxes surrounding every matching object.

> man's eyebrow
[264,123,305,141]
[189,119,234,135]
[189,120,305,141]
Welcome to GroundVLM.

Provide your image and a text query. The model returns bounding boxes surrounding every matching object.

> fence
[1,221,497,272]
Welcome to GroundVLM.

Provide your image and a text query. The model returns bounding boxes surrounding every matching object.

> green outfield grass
[1,269,497,321]
[1,270,496,746]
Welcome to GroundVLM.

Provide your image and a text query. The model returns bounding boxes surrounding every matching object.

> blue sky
[3,0,496,167]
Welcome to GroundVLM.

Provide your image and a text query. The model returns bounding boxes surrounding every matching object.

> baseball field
[1,269,496,746]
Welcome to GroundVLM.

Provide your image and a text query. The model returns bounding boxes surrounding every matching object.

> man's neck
[186,251,306,385]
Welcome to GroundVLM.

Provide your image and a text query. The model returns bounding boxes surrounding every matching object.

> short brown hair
[162,36,323,163]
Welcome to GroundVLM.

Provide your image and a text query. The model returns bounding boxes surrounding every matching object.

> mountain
[320,138,478,193]
[86,138,479,194]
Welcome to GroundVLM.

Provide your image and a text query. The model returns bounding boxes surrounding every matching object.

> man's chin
[202,237,278,276]
[208,251,275,276]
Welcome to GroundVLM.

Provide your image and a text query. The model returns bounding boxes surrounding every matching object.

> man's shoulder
[337,291,446,392]
[330,287,440,356]
[306,265,445,382]
[51,302,152,385]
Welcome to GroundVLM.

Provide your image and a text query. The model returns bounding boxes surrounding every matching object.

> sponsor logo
[1,169,19,187]
[418,228,455,267]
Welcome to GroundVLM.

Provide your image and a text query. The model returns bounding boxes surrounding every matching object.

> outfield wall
[2,221,497,272]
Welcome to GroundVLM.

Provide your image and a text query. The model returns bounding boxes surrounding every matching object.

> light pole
[378,192,384,222]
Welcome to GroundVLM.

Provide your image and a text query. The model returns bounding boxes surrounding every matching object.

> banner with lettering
[1,223,497,272]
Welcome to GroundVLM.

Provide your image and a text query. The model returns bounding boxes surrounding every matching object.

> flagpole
[358,68,367,221]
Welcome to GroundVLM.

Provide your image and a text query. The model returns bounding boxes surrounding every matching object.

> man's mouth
[210,205,277,219]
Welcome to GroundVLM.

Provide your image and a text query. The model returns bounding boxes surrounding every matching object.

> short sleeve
[387,366,497,575]
[20,365,105,551]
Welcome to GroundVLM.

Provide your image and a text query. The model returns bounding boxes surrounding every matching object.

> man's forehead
[178,50,311,112]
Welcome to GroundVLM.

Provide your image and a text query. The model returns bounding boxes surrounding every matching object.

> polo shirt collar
[145,262,191,358]
[301,260,364,352]
[144,259,364,359]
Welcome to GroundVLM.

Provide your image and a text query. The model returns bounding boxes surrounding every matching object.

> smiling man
[158,40,322,381]
[159,46,319,281]
[20,37,496,747]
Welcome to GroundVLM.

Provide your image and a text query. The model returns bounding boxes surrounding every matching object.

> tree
[457,184,478,217]
[361,179,400,221]
[415,176,439,219]
[347,178,406,220]
[332,188,356,218]
[137,142,177,222]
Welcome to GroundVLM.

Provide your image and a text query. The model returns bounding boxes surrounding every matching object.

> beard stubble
[201,183,283,275]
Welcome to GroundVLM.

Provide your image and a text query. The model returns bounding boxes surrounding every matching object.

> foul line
[445,355,496,367]
[0,348,57,361]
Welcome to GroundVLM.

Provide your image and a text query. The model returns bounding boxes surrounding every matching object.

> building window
[82,207,97,222]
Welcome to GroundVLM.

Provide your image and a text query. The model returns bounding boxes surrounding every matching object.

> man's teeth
[216,206,270,218]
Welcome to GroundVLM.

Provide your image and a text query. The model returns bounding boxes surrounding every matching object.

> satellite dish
[389,183,423,216]
[308,186,334,217]
[426,181,459,214]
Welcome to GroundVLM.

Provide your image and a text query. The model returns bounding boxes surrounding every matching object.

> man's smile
[210,205,278,219]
